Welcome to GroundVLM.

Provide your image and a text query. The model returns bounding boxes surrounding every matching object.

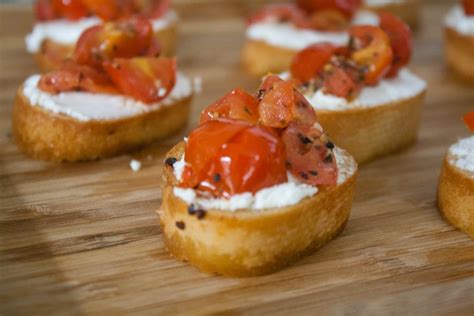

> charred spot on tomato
[326,141,335,149]
[256,89,265,100]
[299,172,309,180]
[298,133,312,144]
[165,157,178,167]
[309,170,318,176]
[213,173,221,182]
[324,154,333,163]
[175,221,185,230]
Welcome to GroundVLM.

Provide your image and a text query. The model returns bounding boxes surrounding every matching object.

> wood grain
[1,0,474,314]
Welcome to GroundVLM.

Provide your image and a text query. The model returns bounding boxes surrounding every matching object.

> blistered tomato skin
[464,112,474,132]
[379,12,412,77]
[290,43,339,83]
[349,25,393,85]
[180,120,288,198]
[463,0,474,15]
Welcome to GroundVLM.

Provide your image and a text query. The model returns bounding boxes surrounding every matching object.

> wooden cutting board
[1,1,473,314]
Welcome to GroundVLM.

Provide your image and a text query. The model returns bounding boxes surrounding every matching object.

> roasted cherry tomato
[296,0,361,18]
[464,112,474,132]
[36,0,57,20]
[247,4,311,28]
[282,123,338,185]
[103,57,176,103]
[463,0,474,15]
[181,119,288,198]
[52,0,89,20]
[38,60,117,94]
[349,25,393,85]
[81,0,134,21]
[74,18,154,68]
[290,43,339,83]
[309,9,350,31]
[379,11,412,77]
[322,60,362,98]
[200,89,260,124]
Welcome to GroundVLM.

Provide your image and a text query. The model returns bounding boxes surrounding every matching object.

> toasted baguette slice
[158,143,358,277]
[35,23,177,72]
[363,0,420,29]
[12,85,192,162]
[437,151,474,238]
[316,90,425,164]
[444,27,474,83]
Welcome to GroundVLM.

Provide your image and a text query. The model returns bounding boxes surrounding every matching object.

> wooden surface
[1,1,474,315]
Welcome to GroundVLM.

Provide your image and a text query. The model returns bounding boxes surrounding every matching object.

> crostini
[363,0,420,29]
[14,18,193,162]
[444,0,474,82]
[438,112,474,238]
[26,0,177,71]
[159,75,358,277]
[241,0,380,76]
[286,13,426,163]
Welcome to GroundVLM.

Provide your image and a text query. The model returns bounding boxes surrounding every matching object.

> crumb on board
[130,159,141,172]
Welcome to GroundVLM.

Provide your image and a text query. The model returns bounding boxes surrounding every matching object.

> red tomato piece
[181,119,288,198]
[200,89,260,124]
[103,57,176,103]
[322,63,362,98]
[36,0,57,20]
[52,0,89,20]
[349,25,393,85]
[290,43,339,83]
[258,74,283,96]
[247,4,312,28]
[282,123,338,185]
[379,11,412,77]
[259,80,295,128]
[463,0,474,15]
[82,0,134,21]
[38,61,117,94]
[296,0,361,18]
[293,88,318,126]
[464,112,474,132]
[74,18,154,68]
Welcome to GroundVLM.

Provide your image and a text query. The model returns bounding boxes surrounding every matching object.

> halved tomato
[464,112,474,132]
[282,123,338,185]
[103,57,176,103]
[349,25,393,85]
[322,62,362,98]
[296,0,361,18]
[181,119,287,198]
[247,3,311,28]
[74,18,154,68]
[38,60,117,94]
[82,0,134,21]
[36,0,57,21]
[200,89,260,124]
[52,0,88,20]
[309,9,350,31]
[463,0,474,15]
[290,43,339,83]
[379,11,412,77]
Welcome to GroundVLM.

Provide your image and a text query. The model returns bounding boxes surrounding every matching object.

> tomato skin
[464,112,474,132]
[103,57,176,103]
[181,119,288,198]
[38,60,117,94]
[52,0,88,20]
[74,18,154,69]
[247,4,311,28]
[463,0,474,15]
[296,0,361,18]
[322,60,362,98]
[290,43,339,83]
[200,89,260,124]
[379,11,412,77]
[349,25,393,85]
[81,0,134,21]
[282,123,338,185]
[36,0,57,20]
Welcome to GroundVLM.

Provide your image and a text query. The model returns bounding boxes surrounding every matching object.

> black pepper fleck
[324,155,333,163]
[213,173,221,182]
[175,221,185,230]
[298,133,312,144]
[309,170,318,176]
[165,157,178,167]
[188,204,197,215]
[299,172,309,180]
[196,209,206,220]
[326,141,335,149]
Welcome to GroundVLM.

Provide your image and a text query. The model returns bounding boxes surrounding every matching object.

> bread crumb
[130,159,141,172]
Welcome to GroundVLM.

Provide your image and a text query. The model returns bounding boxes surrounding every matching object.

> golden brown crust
[437,155,474,238]
[12,85,192,162]
[444,27,474,83]
[363,0,420,29]
[316,90,426,164]
[158,143,358,277]
[34,22,178,73]
[241,39,297,77]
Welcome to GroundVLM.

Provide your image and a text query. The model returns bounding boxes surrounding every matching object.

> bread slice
[158,143,358,277]
[34,22,177,72]
[316,90,425,164]
[437,151,474,238]
[444,27,474,83]
[12,84,192,162]
[363,0,420,29]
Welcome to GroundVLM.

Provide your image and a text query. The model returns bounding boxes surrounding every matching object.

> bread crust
[34,22,178,72]
[158,143,358,277]
[444,27,474,83]
[316,90,426,164]
[12,85,192,162]
[363,0,420,29]
[437,155,474,238]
